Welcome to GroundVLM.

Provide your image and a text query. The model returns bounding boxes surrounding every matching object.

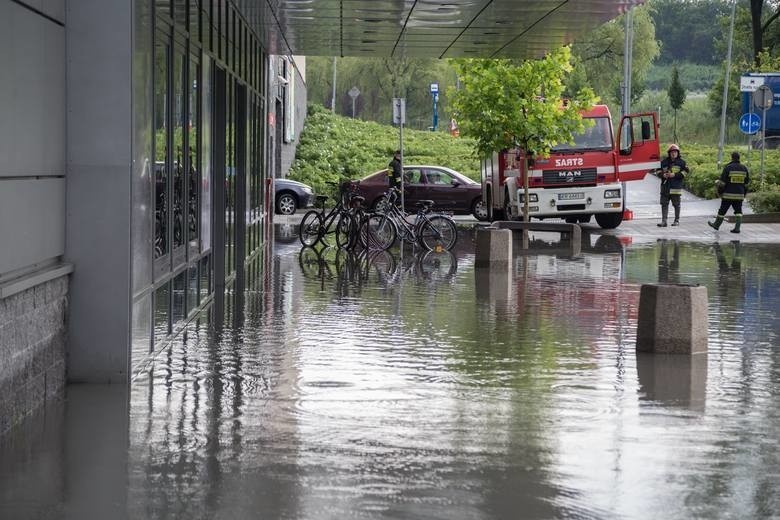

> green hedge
[288,104,479,199]
[675,144,780,211]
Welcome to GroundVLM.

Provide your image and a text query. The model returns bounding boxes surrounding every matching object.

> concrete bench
[488,220,581,255]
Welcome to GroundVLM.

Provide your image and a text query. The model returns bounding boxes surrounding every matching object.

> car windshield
[551,117,613,152]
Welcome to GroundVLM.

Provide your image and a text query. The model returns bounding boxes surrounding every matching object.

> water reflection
[636,353,708,410]
[2,233,779,519]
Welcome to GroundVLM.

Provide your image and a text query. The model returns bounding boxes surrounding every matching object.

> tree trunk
[751,0,763,66]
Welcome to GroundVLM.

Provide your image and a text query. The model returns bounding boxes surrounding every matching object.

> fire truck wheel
[471,197,489,221]
[595,212,623,229]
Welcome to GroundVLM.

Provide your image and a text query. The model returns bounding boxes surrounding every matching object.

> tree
[650,0,729,65]
[450,47,598,225]
[750,0,780,65]
[667,66,686,142]
[568,6,659,104]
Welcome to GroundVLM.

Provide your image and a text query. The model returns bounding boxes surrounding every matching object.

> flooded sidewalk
[1,228,779,519]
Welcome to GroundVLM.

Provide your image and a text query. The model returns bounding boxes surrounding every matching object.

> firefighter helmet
[667,144,680,153]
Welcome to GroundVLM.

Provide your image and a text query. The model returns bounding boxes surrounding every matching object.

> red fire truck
[480,105,661,228]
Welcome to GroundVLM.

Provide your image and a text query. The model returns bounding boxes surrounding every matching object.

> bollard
[636,284,708,355]
[474,227,512,268]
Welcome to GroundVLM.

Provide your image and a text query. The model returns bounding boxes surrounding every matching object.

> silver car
[275,178,315,215]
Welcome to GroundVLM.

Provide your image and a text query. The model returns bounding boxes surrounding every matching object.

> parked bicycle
[373,188,458,251]
[298,180,360,248]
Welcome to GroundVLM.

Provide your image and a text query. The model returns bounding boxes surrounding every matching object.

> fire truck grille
[557,204,587,211]
[542,167,597,185]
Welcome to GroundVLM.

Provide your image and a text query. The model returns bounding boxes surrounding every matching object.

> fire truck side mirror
[641,121,651,140]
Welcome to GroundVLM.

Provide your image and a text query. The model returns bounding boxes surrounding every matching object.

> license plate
[558,193,585,200]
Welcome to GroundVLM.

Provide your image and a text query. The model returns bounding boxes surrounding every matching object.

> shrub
[748,185,780,213]
[289,104,479,199]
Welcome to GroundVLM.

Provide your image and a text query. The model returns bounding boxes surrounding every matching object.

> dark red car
[355,165,488,220]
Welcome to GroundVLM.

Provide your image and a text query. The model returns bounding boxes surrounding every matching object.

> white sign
[348,86,360,99]
[392,98,406,124]
[430,83,439,93]
[741,75,766,92]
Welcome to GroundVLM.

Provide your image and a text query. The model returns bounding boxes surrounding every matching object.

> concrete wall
[0,0,66,279]
[0,276,68,436]
[0,0,68,435]
[279,57,307,178]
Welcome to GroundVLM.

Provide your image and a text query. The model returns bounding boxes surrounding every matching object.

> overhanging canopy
[237,0,646,58]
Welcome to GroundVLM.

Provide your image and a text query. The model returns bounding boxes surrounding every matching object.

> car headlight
[518,193,538,202]
[303,186,313,194]
[604,189,621,199]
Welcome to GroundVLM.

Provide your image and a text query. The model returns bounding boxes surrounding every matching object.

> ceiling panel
[237,0,646,58]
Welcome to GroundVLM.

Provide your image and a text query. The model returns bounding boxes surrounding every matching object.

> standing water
[1,228,778,519]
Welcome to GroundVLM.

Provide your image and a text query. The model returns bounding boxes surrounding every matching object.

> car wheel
[372,195,388,212]
[276,192,297,215]
[471,197,489,221]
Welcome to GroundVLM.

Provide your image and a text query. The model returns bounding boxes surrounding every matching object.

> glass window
[154,40,170,260]
[173,51,186,252]
[188,58,200,249]
[189,0,200,42]
[403,168,423,184]
[201,57,212,253]
[174,0,187,29]
[425,169,453,185]
[172,270,187,324]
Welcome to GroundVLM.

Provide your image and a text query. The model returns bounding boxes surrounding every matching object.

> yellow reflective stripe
[729,173,746,184]
[669,189,683,195]
[722,193,744,200]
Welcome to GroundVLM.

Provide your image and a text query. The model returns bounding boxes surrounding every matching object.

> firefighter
[388,150,402,190]
[656,144,689,227]
[708,151,750,233]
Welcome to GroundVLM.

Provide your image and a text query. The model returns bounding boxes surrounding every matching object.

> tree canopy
[449,47,598,159]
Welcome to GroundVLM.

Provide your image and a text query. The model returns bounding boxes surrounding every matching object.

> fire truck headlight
[519,193,538,202]
[604,189,621,199]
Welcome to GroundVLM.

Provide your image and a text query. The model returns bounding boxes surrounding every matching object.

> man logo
[558,170,582,183]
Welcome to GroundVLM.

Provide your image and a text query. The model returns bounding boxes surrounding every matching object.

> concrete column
[636,284,708,355]
[65,0,132,382]
[474,227,512,268]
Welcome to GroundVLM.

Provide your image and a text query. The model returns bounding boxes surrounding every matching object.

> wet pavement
[2,180,780,519]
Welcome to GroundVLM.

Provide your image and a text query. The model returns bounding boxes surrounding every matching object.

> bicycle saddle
[416,200,435,208]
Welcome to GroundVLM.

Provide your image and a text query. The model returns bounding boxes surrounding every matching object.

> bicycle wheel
[418,215,457,251]
[360,214,397,250]
[299,210,323,247]
[335,213,356,249]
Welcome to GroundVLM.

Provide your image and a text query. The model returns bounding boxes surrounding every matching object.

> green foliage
[667,66,686,110]
[449,47,598,159]
[646,63,719,92]
[669,143,780,211]
[748,185,780,213]
[649,0,729,65]
[287,104,479,198]
[569,6,659,105]
[305,57,458,130]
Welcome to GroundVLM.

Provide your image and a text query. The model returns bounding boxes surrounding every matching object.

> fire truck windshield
[551,117,613,152]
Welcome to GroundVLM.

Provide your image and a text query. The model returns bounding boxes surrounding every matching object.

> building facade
[0,0,306,435]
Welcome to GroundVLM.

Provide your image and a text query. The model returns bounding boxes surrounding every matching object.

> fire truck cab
[481,106,660,229]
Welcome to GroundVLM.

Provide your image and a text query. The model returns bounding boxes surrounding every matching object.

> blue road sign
[739,113,761,134]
